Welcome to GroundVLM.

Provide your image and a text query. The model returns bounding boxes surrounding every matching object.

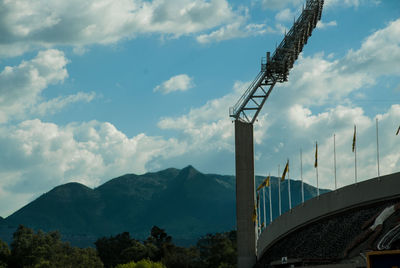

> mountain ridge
[1,165,328,247]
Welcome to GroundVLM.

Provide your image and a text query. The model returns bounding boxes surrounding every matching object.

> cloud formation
[0,49,68,122]
[0,119,185,216]
[0,49,96,122]
[261,0,378,10]
[154,74,195,94]
[196,22,267,44]
[316,20,337,29]
[0,0,243,57]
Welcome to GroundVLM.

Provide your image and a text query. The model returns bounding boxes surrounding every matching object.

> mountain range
[0,165,328,247]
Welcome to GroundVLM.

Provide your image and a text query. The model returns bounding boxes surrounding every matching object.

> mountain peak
[50,182,92,193]
[180,165,200,178]
[182,165,198,172]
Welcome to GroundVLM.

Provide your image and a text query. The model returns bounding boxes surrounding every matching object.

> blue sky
[0,0,399,217]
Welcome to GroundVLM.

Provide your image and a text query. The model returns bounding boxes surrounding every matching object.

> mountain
[1,166,328,247]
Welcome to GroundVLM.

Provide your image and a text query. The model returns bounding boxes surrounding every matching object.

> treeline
[0,225,237,268]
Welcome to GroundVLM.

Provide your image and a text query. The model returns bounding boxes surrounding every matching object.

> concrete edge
[257,172,400,259]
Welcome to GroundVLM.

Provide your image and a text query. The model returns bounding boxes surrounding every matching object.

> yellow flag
[314,142,318,168]
[352,125,356,152]
[257,176,270,191]
[265,176,270,187]
[256,181,265,191]
[281,160,289,181]
[396,125,400,135]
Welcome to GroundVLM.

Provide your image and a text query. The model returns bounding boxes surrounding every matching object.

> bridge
[256,172,400,267]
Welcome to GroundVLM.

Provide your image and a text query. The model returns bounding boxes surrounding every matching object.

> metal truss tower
[230,1,324,267]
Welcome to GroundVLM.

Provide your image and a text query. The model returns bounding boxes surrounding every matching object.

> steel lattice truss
[229,0,324,124]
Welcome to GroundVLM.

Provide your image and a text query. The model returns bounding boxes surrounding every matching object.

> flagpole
[316,165,319,196]
[376,118,380,178]
[315,141,319,197]
[300,149,304,203]
[278,165,281,216]
[354,125,357,183]
[288,159,291,210]
[269,173,272,223]
[334,134,337,190]
[262,186,266,229]
[257,193,260,236]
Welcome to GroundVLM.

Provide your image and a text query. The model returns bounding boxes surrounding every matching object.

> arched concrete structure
[257,172,400,259]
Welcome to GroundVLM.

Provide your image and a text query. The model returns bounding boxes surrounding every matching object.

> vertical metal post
[334,134,337,190]
[262,186,266,229]
[300,149,304,203]
[278,165,281,216]
[376,118,380,178]
[257,193,261,236]
[288,159,291,210]
[354,125,357,183]
[316,166,319,196]
[234,121,256,268]
[269,173,272,223]
[316,141,319,196]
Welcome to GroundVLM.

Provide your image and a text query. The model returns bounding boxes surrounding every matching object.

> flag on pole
[352,125,356,152]
[265,176,270,187]
[257,176,271,191]
[257,176,269,191]
[282,160,289,181]
[396,125,400,135]
[256,181,264,192]
[252,205,257,223]
[314,142,318,168]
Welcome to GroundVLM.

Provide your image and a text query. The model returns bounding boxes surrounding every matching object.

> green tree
[0,239,10,268]
[161,245,202,268]
[146,226,173,262]
[197,231,237,268]
[115,259,166,268]
[96,232,133,267]
[9,225,103,268]
[121,240,151,263]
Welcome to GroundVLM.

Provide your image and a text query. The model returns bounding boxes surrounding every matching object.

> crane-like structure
[230,0,323,123]
[231,1,324,268]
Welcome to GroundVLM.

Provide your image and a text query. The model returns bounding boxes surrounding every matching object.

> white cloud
[0,119,186,216]
[275,8,295,22]
[154,74,194,94]
[316,20,337,29]
[324,0,379,8]
[0,49,96,121]
[0,0,243,57]
[0,49,68,122]
[261,0,303,10]
[261,0,379,10]
[343,19,400,76]
[33,92,97,116]
[197,21,267,43]
[279,104,400,189]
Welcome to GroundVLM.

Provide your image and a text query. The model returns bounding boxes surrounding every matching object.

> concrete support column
[235,120,257,268]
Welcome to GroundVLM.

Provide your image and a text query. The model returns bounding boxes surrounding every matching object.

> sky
[0,0,399,217]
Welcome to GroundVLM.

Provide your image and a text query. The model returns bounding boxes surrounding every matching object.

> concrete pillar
[235,120,257,268]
